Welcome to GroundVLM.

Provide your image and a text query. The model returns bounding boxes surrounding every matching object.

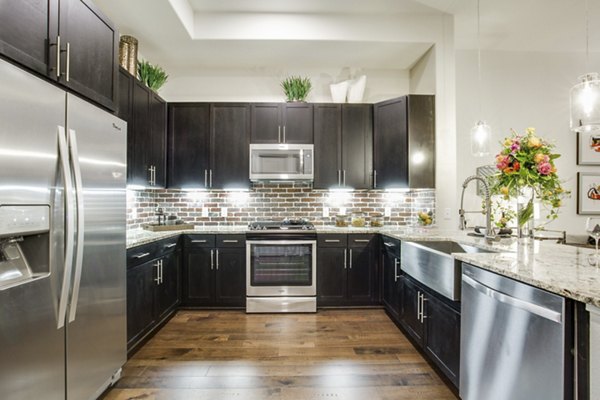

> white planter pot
[347,75,367,103]
[329,81,349,103]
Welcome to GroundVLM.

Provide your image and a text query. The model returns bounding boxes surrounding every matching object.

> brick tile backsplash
[127,182,435,229]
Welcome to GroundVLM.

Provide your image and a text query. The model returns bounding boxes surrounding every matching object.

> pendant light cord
[477,0,482,118]
[586,0,590,73]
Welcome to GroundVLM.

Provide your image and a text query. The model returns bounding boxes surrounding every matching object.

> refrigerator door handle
[67,129,85,323]
[57,126,75,329]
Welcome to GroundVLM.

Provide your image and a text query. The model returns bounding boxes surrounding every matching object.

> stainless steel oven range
[246,220,316,313]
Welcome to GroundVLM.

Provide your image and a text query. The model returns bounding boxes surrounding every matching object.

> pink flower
[537,162,552,175]
[496,155,509,170]
[510,140,521,152]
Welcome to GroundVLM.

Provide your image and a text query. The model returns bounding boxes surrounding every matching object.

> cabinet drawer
[317,234,347,247]
[348,234,376,247]
[156,236,180,257]
[127,242,158,268]
[216,234,246,248]
[184,234,215,248]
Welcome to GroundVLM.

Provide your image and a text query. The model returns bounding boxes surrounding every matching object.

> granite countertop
[127,225,600,307]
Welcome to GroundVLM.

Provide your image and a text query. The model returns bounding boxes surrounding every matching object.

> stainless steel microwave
[249,144,314,181]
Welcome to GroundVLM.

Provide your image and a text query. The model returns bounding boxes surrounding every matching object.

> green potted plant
[281,76,312,102]
[137,59,169,92]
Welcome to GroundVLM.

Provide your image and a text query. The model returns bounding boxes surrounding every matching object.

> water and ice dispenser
[0,205,50,290]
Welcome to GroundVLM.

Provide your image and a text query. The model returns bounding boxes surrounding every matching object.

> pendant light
[570,0,600,132]
[471,0,491,156]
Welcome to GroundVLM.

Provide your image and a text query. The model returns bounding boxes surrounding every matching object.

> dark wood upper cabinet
[250,103,313,144]
[373,95,435,189]
[0,0,57,76]
[0,0,118,111]
[149,92,167,187]
[58,0,118,110]
[168,103,210,189]
[282,103,313,143]
[313,104,342,189]
[120,70,167,188]
[314,104,372,189]
[210,103,250,189]
[341,104,373,189]
[168,103,249,190]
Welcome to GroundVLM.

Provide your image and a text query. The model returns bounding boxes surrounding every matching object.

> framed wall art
[578,172,600,214]
[577,131,600,165]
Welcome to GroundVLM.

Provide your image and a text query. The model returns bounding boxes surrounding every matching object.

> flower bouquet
[490,127,570,236]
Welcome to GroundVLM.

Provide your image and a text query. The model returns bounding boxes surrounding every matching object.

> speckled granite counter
[127,226,248,248]
[127,226,600,307]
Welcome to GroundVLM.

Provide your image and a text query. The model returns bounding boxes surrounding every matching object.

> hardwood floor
[101,309,458,400]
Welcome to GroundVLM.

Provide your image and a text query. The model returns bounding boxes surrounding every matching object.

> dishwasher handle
[462,274,563,323]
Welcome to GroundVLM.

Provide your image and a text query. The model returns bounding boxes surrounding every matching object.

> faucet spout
[459,175,495,242]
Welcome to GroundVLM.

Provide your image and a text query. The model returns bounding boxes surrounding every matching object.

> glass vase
[516,189,534,239]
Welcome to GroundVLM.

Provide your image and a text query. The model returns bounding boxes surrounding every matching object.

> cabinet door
[127,260,157,345]
[317,247,347,306]
[282,103,313,144]
[214,247,246,307]
[210,103,250,189]
[156,250,181,321]
[149,92,166,188]
[424,293,461,387]
[399,276,424,345]
[313,104,341,189]
[128,79,150,186]
[59,0,118,110]
[168,103,210,188]
[342,104,373,189]
[373,97,408,189]
[0,0,57,76]
[347,236,377,305]
[183,247,214,306]
[382,250,401,319]
[250,103,280,143]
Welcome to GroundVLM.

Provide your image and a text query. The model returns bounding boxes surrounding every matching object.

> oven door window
[250,243,312,286]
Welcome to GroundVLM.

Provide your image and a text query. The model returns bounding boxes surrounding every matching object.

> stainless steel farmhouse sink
[400,241,497,301]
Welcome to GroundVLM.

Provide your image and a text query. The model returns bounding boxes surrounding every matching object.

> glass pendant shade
[471,120,491,157]
[570,73,600,132]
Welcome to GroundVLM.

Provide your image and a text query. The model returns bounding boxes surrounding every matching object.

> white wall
[159,67,410,103]
[410,46,436,95]
[456,49,600,238]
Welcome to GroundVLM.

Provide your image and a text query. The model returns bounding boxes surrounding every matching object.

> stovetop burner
[248,219,315,231]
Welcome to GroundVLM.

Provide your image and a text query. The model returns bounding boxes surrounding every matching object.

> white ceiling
[94,0,600,73]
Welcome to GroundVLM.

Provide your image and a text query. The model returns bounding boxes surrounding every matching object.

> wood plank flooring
[101,309,458,400]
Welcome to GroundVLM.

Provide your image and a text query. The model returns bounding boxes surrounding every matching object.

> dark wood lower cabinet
[317,234,378,307]
[397,273,460,388]
[126,258,155,347]
[126,240,181,353]
[382,237,401,319]
[424,291,461,387]
[182,234,246,307]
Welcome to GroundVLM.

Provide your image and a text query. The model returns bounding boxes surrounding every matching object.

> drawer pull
[222,239,239,243]
[325,239,340,243]
[383,242,395,247]
[353,239,370,243]
[191,239,207,243]
[164,243,177,248]
[133,252,150,259]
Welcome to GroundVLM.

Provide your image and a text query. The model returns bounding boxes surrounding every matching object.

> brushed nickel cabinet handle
[222,239,239,243]
[216,249,219,270]
[65,42,70,82]
[325,239,340,243]
[349,249,353,269]
[210,249,214,270]
[344,249,347,269]
[133,252,150,259]
[191,239,207,243]
[353,239,369,243]
[165,243,177,248]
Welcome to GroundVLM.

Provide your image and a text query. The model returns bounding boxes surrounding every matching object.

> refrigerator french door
[0,58,126,400]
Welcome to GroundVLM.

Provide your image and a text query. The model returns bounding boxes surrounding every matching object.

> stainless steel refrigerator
[0,58,127,399]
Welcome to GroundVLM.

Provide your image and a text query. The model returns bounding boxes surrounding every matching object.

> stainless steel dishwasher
[460,263,573,400]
